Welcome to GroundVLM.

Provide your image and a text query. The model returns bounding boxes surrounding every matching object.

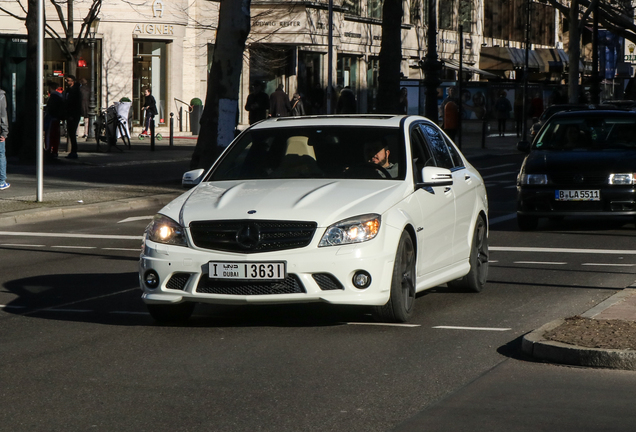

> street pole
[521,0,530,144]
[458,24,463,149]
[36,0,44,202]
[88,18,99,140]
[591,1,600,103]
[327,0,333,114]
[423,0,442,123]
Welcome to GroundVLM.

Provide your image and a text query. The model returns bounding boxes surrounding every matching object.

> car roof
[249,114,412,130]
[548,109,636,119]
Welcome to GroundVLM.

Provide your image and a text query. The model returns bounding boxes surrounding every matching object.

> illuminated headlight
[609,174,636,185]
[145,214,187,246]
[319,214,381,247]
[520,174,548,185]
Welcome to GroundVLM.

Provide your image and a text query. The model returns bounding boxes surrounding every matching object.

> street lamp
[88,17,100,139]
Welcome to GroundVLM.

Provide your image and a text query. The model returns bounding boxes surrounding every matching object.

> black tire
[372,231,416,323]
[517,213,538,231]
[147,302,195,324]
[448,216,488,293]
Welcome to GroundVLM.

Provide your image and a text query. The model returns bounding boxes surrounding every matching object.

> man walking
[245,81,269,124]
[64,74,82,158]
[0,86,9,190]
[269,84,291,117]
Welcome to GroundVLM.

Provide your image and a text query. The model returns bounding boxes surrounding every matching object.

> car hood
[163,180,409,227]
[525,150,636,174]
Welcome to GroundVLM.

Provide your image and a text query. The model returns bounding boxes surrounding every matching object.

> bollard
[481,120,487,149]
[179,107,183,132]
[170,112,174,147]
[150,117,155,151]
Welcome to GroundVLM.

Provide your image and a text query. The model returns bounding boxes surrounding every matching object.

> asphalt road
[2,153,636,431]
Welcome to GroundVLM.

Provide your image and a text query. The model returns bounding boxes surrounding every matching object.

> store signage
[153,0,164,18]
[133,23,174,35]
[253,21,301,27]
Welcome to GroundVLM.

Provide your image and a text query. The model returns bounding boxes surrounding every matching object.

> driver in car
[365,140,399,178]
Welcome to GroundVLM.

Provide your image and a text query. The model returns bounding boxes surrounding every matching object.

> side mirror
[182,168,205,189]
[517,140,531,153]
[417,166,453,188]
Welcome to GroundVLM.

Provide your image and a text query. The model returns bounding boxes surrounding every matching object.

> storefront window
[367,57,379,113]
[343,0,361,15]
[298,52,324,114]
[337,55,358,91]
[368,0,383,19]
[133,41,167,125]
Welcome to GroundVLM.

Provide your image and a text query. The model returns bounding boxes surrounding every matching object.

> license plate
[208,261,286,280]
[555,190,600,201]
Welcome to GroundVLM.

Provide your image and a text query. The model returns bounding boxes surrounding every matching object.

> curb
[0,193,179,227]
[522,289,636,370]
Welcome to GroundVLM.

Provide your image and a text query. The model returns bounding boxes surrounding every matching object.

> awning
[535,48,568,73]
[479,47,566,73]
[443,58,499,78]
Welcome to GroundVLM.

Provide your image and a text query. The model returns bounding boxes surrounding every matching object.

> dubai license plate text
[208,261,286,280]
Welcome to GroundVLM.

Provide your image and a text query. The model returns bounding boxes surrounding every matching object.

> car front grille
[196,274,305,295]
[166,273,191,290]
[189,220,317,253]
[313,273,344,291]
[551,174,608,186]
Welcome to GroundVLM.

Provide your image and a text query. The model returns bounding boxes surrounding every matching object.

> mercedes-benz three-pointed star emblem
[236,223,261,249]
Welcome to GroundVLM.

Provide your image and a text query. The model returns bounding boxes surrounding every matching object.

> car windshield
[207,126,405,181]
[534,116,636,151]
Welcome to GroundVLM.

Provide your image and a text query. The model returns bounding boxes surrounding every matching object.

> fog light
[144,270,160,289]
[352,271,371,289]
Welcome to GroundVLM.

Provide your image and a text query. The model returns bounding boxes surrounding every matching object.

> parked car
[140,115,489,323]
[517,109,636,230]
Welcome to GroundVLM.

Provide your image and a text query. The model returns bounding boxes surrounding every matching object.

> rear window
[534,116,636,151]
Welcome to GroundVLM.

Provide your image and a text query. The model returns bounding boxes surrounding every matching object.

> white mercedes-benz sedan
[139,115,488,323]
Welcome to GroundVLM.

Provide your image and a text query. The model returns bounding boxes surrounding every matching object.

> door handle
[464,174,471,181]
[444,187,452,193]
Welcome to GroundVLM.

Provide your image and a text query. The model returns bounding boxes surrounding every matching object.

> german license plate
[208,261,286,280]
[555,190,600,201]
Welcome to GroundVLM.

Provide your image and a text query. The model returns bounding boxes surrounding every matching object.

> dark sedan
[516,110,636,230]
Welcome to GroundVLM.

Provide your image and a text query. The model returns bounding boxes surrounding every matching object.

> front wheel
[147,302,195,324]
[448,215,488,293]
[372,231,416,323]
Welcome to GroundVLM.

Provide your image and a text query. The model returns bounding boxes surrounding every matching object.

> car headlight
[145,214,188,246]
[609,173,636,185]
[520,174,548,185]
[319,214,381,247]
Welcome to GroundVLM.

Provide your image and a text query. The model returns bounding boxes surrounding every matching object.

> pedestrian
[79,78,90,138]
[0,86,9,190]
[269,84,291,117]
[290,93,306,116]
[310,83,324,114]
[244,81,270,124]
[443,98,459,141]
[336,86,357,114]
[44,81,65,159]
[63,74,82,158]
[141,87,157,136]
[494,90,512,137]
[399,87,408,114]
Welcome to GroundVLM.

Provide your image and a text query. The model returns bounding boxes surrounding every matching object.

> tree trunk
[568,0,580,104]
[377,0,403,114]
[190,0,251,169]
[23,0,40,161]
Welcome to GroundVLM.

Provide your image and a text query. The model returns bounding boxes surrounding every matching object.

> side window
[410,126,433,182]
[444,136,464,168]
[419,124,454,169]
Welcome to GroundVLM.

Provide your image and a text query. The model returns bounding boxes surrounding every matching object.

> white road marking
[51,245,97,249]
[0,231,142,240]
[514,261,567,265]
[582,263,635,267]
[346,322,421,328]
[504,185,517,189]
[492,246,636,255]
[489,214,517,225]
[0,244,46,247]
[0,305,26,309]
[102,247,141,252]
[477,163,517,170]
[482,171,517,179]
[46,309,93,313]
[110,311,149,315]
[118,216,154,224]
[433,326,511,331]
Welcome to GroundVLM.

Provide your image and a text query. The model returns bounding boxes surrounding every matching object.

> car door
[411,123,457,276]
[443,135,478,262]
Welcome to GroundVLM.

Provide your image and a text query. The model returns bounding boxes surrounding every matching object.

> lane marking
[46,308,93,313]
[482,171,517,179]
[18,288,138,316]
[110,311,149,315]
[504,185,517,189]
[492,246,636,255]
[489,214,517,225]
[433,326,511,331]
[346,322,421,328]
[477,163,517,170]
[0,244,46,247]
[582,263,635,267]
[0,305,26,309]
[51,245,97,250]
[118,216,154,224]
[0,231,142,240]
[102,247,141,252]
[513,261,567,265]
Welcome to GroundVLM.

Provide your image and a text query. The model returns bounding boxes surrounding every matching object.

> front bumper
[139,224,401,307]
[517,185,636,217]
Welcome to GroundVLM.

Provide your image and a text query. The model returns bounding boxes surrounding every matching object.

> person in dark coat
[290,93,305,116]
[336,86,357,114]
[44,81,65,158]
[64,74,82,159]
[269,84,291,117]
[141,87,157,136]
[244,81,270,124]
